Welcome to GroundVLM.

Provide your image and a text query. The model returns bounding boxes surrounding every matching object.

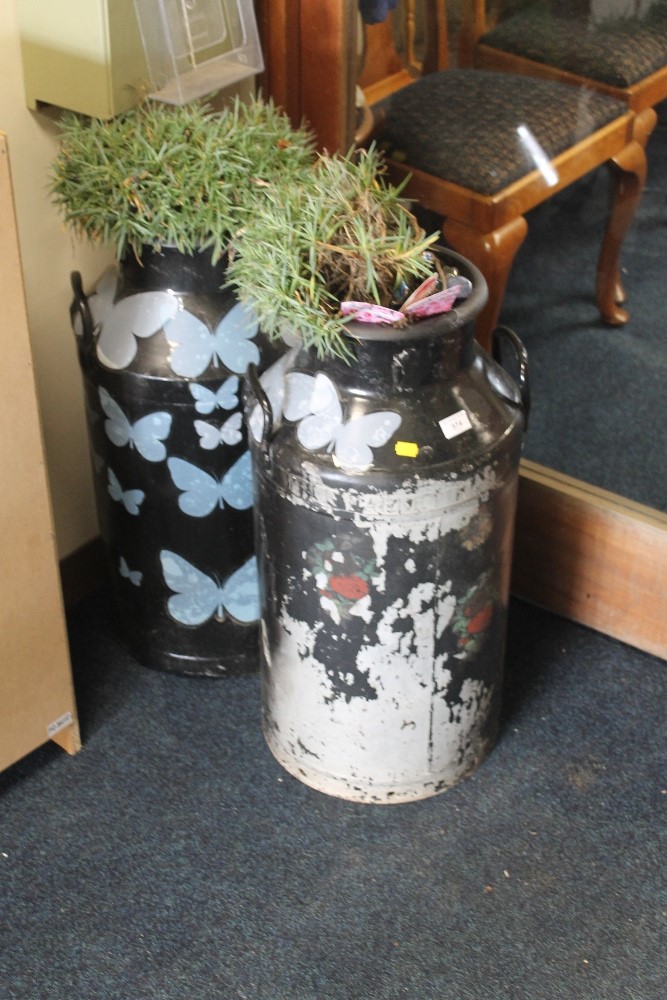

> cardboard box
[0,132,80,773]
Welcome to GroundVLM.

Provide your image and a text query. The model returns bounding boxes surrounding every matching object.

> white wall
[1,4,253,561]
[1,1,114,558]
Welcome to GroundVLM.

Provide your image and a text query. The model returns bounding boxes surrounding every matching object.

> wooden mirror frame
[254,0,667,660]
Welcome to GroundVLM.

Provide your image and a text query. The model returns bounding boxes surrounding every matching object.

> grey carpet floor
[1,593,665,1000]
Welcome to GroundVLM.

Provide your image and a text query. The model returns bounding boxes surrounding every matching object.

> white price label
[47,711,73,738]
[439,409,472,440]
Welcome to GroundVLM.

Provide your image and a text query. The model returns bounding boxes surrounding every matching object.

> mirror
[254,0,667,659]
[465,1,667,516]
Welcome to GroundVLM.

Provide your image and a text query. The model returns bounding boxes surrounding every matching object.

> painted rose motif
[329,575,370,602]
[307,537,376,624]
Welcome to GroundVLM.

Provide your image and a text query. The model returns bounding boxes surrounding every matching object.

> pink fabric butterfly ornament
[340,270,473,325]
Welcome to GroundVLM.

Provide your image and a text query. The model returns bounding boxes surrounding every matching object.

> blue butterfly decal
[160,551,260,626]
[194,413,243,450]
[119,556,143,587]
[165,302,260,377]
[189,376,240,414]
[167,451,253,516]
[107,468,145,515]
[99,387,172,462]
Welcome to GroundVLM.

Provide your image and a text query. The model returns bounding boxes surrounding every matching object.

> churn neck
[119,246,228,296]
[309,319,478,393]
[315,245,488,389]
[326,246,488,388]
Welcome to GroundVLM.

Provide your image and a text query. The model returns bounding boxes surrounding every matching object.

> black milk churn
[70,247,281,677]
[246,249,529,803]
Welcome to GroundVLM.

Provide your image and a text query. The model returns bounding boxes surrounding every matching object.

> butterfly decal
[119,556,143,587]
[89,268,179,370]
[160,551,260,626]
[189,376,240,414]
[165,301,260,378]
[283,372,402,471]
[99,387,172,462]
[90,447,105,476]
[107,468,145,515]
[167,451,253,516]
[72,267,117,338]
[194,413,243,450]
[247,349,299,443]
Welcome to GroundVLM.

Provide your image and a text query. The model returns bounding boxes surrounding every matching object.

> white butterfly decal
[160,551,260,626]
[119,556,143,587]
[91,269,178,370]
[90,447,105,476]
[194,413,243,450]
[167,451,253,517]
[99,387,172,462]
[283,372,402,471]
[247,349,299,443]
[72,267,117,338]
[165,301,260,378]
[189,376,240,414]
[107,468,145,515]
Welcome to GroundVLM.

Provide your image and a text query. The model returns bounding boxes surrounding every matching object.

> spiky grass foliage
[227,146,439,360]
[50,95,315,262]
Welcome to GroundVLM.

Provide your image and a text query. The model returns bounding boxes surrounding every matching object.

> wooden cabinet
[0,133,80,772]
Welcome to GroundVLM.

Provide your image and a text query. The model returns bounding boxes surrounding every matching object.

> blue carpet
[498,107,667,511]
[1,593,665,999]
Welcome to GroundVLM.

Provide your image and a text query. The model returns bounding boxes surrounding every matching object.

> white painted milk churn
[246,249,529,803]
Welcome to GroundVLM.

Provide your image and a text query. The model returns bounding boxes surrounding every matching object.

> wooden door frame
[513,461,667,660]
[255,0,358,153]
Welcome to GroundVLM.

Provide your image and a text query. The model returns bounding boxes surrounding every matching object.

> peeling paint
[284,461,500,522]
[262,487,499,802]
[253,335,524,803]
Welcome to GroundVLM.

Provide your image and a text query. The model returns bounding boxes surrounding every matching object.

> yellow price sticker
[395,441,419,458]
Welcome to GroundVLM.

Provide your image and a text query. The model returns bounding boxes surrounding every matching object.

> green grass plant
[227,146,440,360]
[50,95,315,262]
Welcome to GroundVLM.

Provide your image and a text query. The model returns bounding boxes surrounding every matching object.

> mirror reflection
[357,0,666,511]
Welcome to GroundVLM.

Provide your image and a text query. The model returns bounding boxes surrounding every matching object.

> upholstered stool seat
[378,69,628,196]
[479,9,667,90]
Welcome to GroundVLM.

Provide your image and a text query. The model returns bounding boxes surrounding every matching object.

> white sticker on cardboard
[439,409,472,440]
[47,711,73,738]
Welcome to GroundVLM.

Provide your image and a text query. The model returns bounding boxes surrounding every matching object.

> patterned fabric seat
[379,69,627,195]
[480,7,667,90]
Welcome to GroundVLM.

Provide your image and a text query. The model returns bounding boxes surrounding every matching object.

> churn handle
[246,363,274,445]
[69,271,95,348]
[492,325,531,430]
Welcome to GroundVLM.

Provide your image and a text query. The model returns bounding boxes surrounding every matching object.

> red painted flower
[467,605,493,634]
[328,575,369,601]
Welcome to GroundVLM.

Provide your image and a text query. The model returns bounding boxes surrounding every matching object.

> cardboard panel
[0,132,80,772]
